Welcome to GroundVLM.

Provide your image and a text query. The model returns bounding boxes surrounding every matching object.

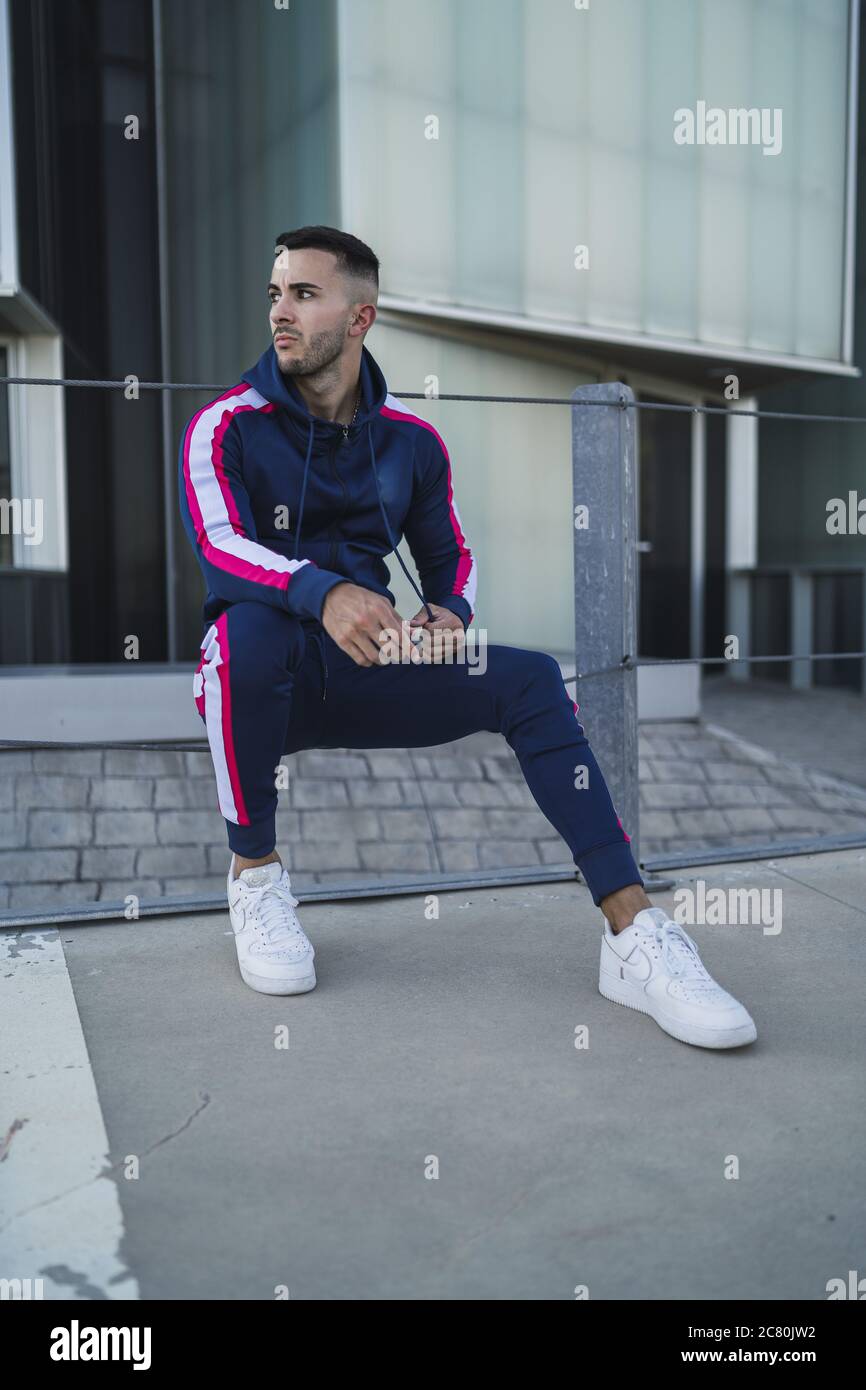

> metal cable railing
[1,371,864,923]
[2,649,865,755]
[7,373,866,426]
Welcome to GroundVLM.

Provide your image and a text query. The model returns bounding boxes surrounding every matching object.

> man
[178,225,756,1050]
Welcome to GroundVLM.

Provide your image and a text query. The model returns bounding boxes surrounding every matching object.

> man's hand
[407,602,466,663]
[321,582,407,667]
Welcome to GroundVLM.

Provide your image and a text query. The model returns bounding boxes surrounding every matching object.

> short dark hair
[273,225,379,301]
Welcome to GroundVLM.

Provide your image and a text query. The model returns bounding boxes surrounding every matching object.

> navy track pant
[192,601,644,906]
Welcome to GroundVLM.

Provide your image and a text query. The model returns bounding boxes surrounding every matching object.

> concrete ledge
[559,657,700,722]
[0,659,701,741]
[0,666,204,742]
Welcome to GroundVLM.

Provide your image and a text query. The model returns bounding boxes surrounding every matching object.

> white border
[0,929,140,1300]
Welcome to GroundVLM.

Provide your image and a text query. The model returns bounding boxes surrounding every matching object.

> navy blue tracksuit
[180,342,643,906]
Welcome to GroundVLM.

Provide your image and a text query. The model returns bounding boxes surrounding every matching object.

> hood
[240,342,433,624]
[241,340,388,446]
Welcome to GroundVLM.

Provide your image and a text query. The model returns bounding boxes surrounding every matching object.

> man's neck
[289,368,361,427]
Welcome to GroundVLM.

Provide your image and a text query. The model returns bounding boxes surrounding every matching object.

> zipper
[322,429,348,697]
[327,434,351,570]
[319,630,328,702]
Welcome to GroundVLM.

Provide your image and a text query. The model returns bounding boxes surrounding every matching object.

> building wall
[754,8,866,687]
[3,0,856,669]
[368,314,596,651]
[2,0,163,665]
[758,0,866,568]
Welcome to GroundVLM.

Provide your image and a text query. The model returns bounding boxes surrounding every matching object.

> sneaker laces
[648,921,722,999]
[245,878,304,949]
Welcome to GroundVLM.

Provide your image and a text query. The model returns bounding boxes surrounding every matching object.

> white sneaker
[226,858,316,996]
[598,905,757,1049]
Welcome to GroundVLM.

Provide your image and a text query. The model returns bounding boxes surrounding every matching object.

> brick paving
[639,720,866,857]
[701,674,866,790]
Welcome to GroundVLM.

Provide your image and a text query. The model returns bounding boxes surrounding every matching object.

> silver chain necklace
[342,381,362,438]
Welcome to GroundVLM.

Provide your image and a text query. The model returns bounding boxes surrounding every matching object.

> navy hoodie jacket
[178,342,477,640]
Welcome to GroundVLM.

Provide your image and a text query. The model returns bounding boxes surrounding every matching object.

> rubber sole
[239,965,317,996]
[598,970,757,1049]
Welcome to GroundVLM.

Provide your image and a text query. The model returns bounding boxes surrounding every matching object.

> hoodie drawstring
[290,420,329,699]
[282,408,435,627]
[293,420,315,563]
[366,422,434,625]
[280,409,434,699]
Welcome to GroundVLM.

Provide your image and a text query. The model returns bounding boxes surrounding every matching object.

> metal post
[152,0,178,663]
[572,382,640,870]
[726,396,758,683]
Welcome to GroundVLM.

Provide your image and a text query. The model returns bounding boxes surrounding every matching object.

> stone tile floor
[1,676,864,912]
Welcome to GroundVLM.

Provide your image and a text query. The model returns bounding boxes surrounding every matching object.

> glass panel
[638,396,692,658]
[341,0,849,361]
[814,572,862,691]
[162,0,342,661]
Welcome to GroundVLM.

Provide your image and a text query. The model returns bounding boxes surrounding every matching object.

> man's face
[268,246,358,376]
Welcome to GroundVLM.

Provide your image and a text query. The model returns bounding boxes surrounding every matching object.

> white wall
[10,335,68,570]
[367,314,595,653]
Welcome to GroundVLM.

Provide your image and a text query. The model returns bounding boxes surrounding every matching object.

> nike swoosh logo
[619,947,652,983]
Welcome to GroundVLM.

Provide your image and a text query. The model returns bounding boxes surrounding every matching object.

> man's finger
[357,630,387,664]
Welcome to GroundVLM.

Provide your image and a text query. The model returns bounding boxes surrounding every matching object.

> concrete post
[571,383,640,870]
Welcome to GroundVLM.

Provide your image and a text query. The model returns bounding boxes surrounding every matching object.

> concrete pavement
[2,846,864,1300]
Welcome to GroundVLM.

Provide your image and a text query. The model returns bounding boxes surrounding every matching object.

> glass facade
[2,0,858,665]
[341,0,851,362]
[161,0,342,657]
